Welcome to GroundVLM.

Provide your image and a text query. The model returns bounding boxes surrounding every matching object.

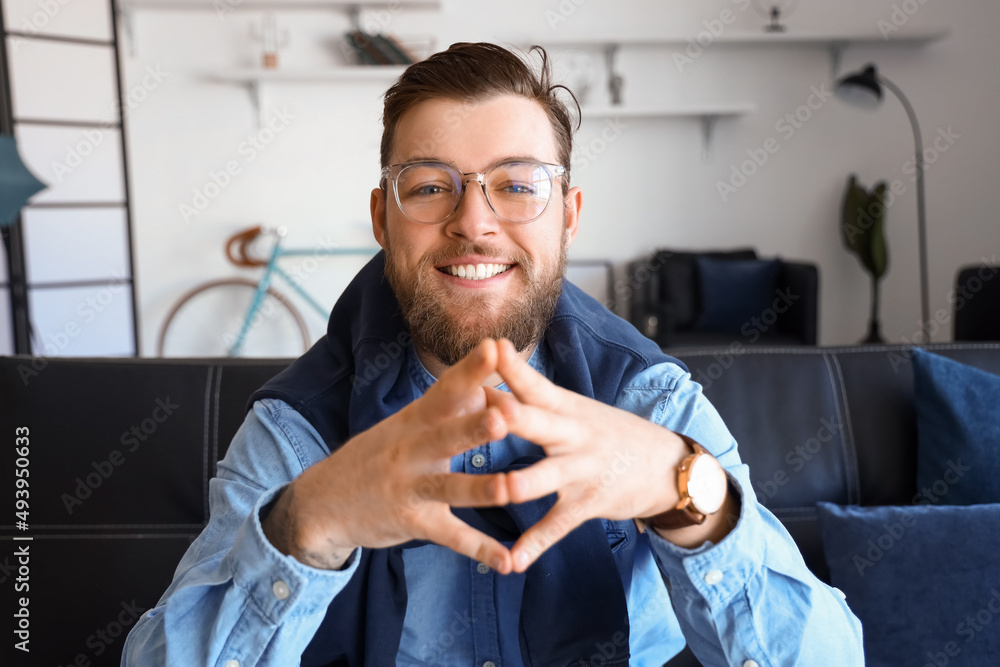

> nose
[442,176,501,241]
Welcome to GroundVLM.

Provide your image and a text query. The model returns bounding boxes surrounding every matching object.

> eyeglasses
[380,159,567,224]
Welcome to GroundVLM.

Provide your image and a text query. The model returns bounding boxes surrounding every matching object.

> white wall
[119,0,1000,354]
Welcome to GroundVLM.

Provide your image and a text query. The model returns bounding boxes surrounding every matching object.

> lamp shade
[0,135,46,227]
[836,65,883,110]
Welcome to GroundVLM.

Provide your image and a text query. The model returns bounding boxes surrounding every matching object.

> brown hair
[379,42,579,187]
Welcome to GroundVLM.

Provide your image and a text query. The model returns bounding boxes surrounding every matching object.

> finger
[505,455,594,504]
[416,471,510,508]
[426,339,499,413]
[495,338,566,409]
[509,502,587,573]
[487,390,583,450]
[426,405,509,458]
[420,509,514,575]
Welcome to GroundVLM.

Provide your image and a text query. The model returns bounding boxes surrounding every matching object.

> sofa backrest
[1,356,289,667]
[672,342,1000,580]
[4,343,1000,664]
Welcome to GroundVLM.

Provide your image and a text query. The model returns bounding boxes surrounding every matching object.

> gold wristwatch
[635,434,728,532]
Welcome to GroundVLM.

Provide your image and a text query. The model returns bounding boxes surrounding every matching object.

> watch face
[687,455,727,515]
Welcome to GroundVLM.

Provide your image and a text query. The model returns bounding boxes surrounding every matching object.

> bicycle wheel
[158,278,311,357]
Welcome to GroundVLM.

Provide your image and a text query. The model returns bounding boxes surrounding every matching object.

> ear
[371,187,387,248]
[562,185,582,248]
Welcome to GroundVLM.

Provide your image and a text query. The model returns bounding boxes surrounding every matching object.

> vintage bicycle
[157,225,378,357]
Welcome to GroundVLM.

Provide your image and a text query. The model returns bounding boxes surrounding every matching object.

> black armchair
[627,248,819,348]
[953,264,1000,341]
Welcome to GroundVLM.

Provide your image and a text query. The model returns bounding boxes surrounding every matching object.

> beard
[383,232,568,368]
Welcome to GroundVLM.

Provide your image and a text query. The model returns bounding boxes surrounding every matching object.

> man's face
[371,95,582,367]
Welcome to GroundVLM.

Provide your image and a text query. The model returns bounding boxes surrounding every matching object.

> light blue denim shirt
[122,344,863,667]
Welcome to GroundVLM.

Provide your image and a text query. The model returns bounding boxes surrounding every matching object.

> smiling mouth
[438,263,514,281]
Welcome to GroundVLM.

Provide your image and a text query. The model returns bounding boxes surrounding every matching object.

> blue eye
[414,184,447,196]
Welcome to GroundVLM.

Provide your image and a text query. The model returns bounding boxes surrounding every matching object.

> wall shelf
[579,103,755,157]
[208,67,405,126]
[121,0,439,9]
[535,27,950,76]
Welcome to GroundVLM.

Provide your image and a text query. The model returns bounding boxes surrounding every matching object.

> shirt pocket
[601,519,630,554]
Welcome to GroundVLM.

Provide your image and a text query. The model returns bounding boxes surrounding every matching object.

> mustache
[420,243,534,272]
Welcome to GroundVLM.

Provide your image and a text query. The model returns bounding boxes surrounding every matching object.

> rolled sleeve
[123,399,362,666]
[618,362,864,667]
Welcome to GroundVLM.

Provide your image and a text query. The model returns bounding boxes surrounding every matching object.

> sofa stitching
[828,353,861,505]
[672,342,1000,357]
[213,366,224,477]
[818,353,853,506]
[202,366,214,523]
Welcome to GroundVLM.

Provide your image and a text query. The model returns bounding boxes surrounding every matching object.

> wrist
[262,482,357,571]
[636,434,727,532]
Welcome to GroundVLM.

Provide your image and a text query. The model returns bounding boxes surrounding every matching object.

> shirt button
[272,580,290,600]
[476,562,490,574]
[704,569,724,585]
[483,662,496,667]
[224,661,240,667]
[471,453,486,468]
[743,661,760,667]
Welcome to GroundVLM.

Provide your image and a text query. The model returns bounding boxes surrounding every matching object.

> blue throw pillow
[816,502,1000,667]
[694,257,781,332]
[912,348,1000,504]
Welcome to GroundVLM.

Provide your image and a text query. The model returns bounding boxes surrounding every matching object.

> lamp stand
[881,76,932,342]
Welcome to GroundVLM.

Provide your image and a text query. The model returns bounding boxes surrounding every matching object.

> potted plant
[841,174,888,343]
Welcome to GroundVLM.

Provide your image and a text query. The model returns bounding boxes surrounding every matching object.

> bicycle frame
[229,231,377,356]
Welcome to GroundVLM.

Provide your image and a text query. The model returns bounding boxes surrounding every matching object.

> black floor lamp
[835,64,932,342]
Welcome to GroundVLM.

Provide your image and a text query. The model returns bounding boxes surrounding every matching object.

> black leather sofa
[3,342,999,666]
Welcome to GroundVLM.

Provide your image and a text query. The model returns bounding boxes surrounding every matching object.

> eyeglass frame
[379,158,568,225]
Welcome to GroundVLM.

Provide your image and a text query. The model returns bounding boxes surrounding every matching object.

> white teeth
[445,263,512,280]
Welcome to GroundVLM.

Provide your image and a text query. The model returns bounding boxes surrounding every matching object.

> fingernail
[515,552,529,571]
[491,557,503,571]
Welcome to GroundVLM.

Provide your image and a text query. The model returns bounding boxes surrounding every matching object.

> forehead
[392,95,560,169]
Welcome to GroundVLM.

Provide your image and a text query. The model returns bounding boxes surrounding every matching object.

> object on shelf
[752,0,801,33]
[344,31,416,65]
[841,174,889,344]
[563,51,597,106]
[604,45,624,105]
[252,14,289,69]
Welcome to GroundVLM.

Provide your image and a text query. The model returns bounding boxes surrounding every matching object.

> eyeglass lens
[394,162,555,223]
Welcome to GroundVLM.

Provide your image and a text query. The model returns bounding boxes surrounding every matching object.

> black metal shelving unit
[0,0,139,356]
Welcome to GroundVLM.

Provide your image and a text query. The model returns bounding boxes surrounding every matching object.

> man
[123,42,863,666]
